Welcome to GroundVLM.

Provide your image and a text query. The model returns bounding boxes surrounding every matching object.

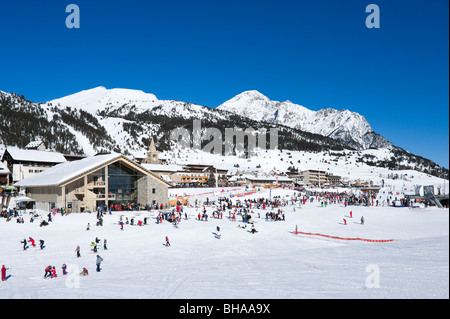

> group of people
[20,237,45,250]
[265,210,285,222]
[100,202,166,213]
[118,215,151,229]
[44,265,66,279]
[1,206,113,285]
[342,211,365,225]
[90,237,107,253]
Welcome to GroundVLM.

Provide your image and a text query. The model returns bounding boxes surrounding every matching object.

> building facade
[15,154,171,212]
[2,146,67,184]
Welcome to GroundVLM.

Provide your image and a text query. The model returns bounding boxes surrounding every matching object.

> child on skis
[1,265,8,281]
[21,239,28,250]
[51,266,57,278]
[96,255,103,272]
[165,236,170,247]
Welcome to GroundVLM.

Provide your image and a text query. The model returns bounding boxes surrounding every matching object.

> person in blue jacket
[96,255,103,272]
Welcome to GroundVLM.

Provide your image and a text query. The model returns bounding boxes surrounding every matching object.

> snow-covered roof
[141,163,185,173]
[0,161,10,175]
[14,153,172,188]
[247,175,293,182]
[228,174,293,183]
[25,140,44,149]
[5,146,67,164]
[14,154,121,187]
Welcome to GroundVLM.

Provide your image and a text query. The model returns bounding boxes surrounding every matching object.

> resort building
[14,153,171,212]
[2,146,67,184]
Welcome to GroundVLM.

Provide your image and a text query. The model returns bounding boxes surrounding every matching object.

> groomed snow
[0,187,448,299]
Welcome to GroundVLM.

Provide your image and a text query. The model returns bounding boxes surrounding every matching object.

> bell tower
[147,138,159,164]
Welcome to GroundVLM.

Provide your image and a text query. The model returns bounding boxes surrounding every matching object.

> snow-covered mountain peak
[217,90,276,123]
[47,86,159,115]
[217,91,387,149]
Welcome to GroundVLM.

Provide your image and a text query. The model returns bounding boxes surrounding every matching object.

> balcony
[96,194,116,200]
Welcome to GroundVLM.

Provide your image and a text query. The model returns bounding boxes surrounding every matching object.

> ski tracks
[157,266,187,299]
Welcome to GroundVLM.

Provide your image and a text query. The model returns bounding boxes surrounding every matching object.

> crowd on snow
[1,187,397,283]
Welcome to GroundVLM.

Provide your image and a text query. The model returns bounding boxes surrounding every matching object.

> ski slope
[0,187,448,299]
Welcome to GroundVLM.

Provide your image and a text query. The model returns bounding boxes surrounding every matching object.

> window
[152,188,156,194]
[107,162,144,205]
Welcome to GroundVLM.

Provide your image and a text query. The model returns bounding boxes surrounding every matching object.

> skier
[103,239,108,250]
[20,238,28,250]
[86,223,90,231]
[39,239,45,250]
[216,226,220,233]
[28,237,36,247]
[1,265,8,281]
[361,216,364,225]
[350,211,353,218]
[165,236,170,247]
[62,264,68,275]
[75,245,81,258]
[91,241,97,253]
[96,255,103,272]
[343,218,347,225]
[44,265,52,279]
[51,266,57,278]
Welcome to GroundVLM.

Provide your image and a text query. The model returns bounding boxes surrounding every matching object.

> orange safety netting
[292,230,395,242]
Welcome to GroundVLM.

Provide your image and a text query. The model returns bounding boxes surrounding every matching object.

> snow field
[0,187,448,299]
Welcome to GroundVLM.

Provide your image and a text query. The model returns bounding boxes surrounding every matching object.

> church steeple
[147,138,159,164]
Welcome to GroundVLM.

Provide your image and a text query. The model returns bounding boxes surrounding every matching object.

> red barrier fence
[292,230,395,243]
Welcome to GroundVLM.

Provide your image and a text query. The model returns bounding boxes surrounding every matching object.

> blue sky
[0,0,448,168]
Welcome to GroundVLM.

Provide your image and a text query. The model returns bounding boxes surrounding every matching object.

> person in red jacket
[1,265,7,281]
[44,265,52,279]
[51,266,57,278]
[28,237,36,247]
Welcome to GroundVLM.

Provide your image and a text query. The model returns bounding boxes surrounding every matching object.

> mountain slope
[45,87,350,156]
[0,88,448,179]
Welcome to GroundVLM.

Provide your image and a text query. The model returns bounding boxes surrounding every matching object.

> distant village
[0,139,353,189]
[1,139,447,213]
